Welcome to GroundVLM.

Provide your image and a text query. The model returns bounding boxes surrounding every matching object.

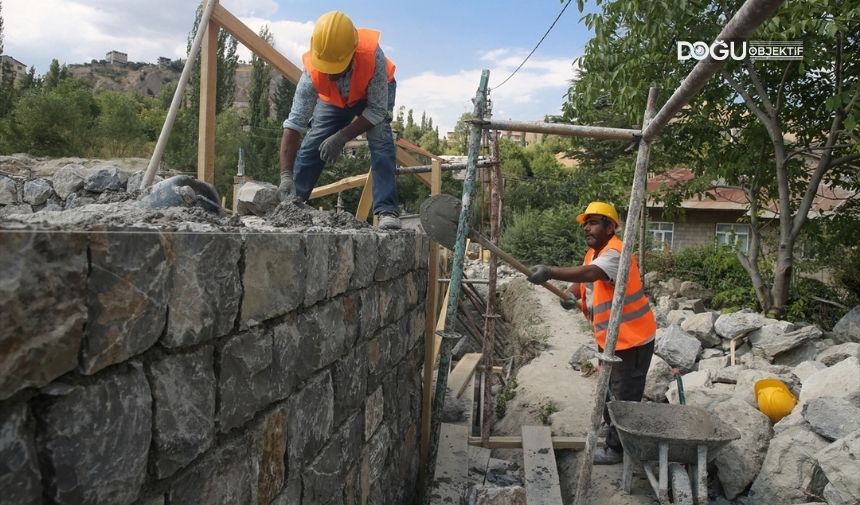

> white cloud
[232,16,313,65]
[397,50,577,136]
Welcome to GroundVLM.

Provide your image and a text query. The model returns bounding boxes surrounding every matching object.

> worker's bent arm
[549,265,609,283]
[339,115,374,141]
[280,128,301,174]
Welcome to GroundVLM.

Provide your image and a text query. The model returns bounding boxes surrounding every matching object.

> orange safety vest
[578,236,656,351]
[302,28,396,108]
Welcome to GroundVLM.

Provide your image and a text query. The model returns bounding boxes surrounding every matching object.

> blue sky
[3,0,596,134]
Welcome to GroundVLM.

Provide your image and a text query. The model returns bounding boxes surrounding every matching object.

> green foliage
[501,204,587,266]
[495,377,518,419]
[567,0,860,314]
[537,401,558,425]
[93,91,147,157]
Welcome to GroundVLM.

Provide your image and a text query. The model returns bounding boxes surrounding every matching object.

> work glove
[319,131,348,164]
[527,265,552,284]
[277,171,295,202]
[560,294,578,310]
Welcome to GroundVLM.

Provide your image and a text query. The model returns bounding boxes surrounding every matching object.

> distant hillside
[66,61,280,111]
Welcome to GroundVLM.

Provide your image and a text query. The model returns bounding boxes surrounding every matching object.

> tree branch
[745,60,776,117]
[775,61,795,115]
[830,152,860,169]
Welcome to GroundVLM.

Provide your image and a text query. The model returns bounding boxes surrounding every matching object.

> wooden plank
[429,423,469,505]
[420,192,441,468]
[355,169,373,220]
[467,436,598,450]
[522,425,563,504]
[211,4,302,83]
[309,172,369,199]
[449,353,482,399]
[196,21,217,184]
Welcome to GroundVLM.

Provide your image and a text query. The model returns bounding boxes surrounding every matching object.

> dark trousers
[600,339,654,451]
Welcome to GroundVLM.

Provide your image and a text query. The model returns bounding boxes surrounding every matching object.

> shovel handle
[470,233,569,300]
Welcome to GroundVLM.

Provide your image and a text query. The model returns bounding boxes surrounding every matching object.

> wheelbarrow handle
[470,233,569,300]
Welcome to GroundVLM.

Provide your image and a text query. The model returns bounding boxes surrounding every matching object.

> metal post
[480,119,640,141]
[140,0,219,190]
[421,69,490,504]
[481,128,501,445]
[573,87,658,505]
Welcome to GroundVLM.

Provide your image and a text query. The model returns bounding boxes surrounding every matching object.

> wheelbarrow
[607,401,740,505]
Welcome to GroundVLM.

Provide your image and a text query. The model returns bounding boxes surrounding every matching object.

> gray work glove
[319,131,348,163]
[527,265,552,284]
[277,171,295,202]
[560,294,578,310]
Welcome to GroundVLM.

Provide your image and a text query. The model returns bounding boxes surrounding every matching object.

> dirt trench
[495,278,658,504]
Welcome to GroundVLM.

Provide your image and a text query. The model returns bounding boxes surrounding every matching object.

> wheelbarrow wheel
[669,464,694,505]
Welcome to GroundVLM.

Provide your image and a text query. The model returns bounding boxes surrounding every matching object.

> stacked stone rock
[640,273,860,504]
[0,160,163,217]
[0,224,430,505]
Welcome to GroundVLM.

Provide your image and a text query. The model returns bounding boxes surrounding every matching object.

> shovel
[419,194,569,301]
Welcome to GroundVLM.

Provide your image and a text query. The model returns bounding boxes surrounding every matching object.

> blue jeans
[293,81,399,216]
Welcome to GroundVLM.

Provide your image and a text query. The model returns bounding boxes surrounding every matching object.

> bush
[501,205,587,266]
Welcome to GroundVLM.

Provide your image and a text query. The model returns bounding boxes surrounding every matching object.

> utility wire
[491,0,573,91]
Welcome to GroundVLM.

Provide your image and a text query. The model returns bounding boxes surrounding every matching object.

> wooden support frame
[197,20,218,184]
[467,435,597,450]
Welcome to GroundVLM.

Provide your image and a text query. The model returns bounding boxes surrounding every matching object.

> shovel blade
[419,194,463,250]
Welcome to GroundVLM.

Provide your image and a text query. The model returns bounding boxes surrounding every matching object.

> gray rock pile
[643,273,860,504]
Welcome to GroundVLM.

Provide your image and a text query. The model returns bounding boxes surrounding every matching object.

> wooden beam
[197,20,217,184]
[449,353,482,399]
[355,169,373,220]
[522,426,563,504]
[420,166,441,468]
[467,436,598,450]
[211,4,302,83]
[309,172,369,199]
[396,147,432,188]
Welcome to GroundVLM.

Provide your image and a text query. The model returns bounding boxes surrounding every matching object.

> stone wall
[0,226,429,505]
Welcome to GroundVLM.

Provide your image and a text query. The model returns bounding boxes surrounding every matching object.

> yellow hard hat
[310,11,358,75]
[755,378,797,423]
[576,201,620,226]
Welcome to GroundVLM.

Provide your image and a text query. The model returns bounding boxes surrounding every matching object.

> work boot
[377,212,401,230]
[593,446,623,465]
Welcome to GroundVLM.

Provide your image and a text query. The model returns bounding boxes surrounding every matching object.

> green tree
[94,91,146,157]
[43,59,62,90]
[274,75,295,123]
[568,0,860,317]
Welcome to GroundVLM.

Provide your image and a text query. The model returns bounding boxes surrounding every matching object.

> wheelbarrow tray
[607,401,740,464]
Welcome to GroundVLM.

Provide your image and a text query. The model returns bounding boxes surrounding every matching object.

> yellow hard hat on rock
[310,11,358,74]
[576,202,620,226]
[755,378,797,423]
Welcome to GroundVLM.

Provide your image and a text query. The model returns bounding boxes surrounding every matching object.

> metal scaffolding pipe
[642,0,785,142]
[395,160,495,175]
[480,119,640,141]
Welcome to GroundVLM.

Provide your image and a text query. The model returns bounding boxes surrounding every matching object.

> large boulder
[680,311,721,347]
[750,325,822,362]
[655,325,702,372]
[815,431,860,505]
[747,425,830,505]
[697,355,729,370]
[715,311,767,340]
[802,397,860,441]
[84,167,127,193]
[793,360,827,382]
[678,280,713,301]
[832,306,860,344]
[666,309,696,327]
[816,342,860,366]
[643,354,673,402]
[51,164,87,199]
[666,369,733,407]
[799,357,860,406]
[22,178,55,205]
[676,298,706,314]
[712,398,773,499]
[236,181,279,216]
[0,175,19,204]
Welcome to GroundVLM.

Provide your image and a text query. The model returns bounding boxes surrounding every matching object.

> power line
[491,0,573,91]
